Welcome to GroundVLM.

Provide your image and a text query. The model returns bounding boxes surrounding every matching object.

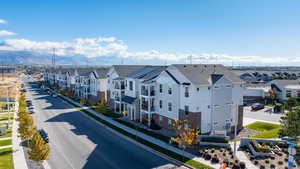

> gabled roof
[112,65,147,78]
[94,68,109,79]
[172,64,241,85]
[211,74,224,85]
[76,68,95,76]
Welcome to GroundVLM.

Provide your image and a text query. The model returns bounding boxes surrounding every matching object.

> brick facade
[179,109,201,129]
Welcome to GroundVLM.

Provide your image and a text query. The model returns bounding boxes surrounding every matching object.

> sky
[0,0,300,66]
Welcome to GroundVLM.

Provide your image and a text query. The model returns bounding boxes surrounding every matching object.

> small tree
[171,120,200,149]
[284,97,298,111]
[28,132,50,162]
[268,88,277,104]
[18,113,36,141]
[279,108,300,137]
[95,102,108,114]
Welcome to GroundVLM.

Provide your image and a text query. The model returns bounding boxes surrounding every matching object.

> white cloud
[0,19,7,24]
[0,36,298,65]
[0,30,16,36]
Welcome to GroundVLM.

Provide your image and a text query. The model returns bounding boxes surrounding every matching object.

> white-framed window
[168,119,172,128]
[168,87,172,95]
[168,102,172,111]
[184,87,189,97]
[197,87,200,92]
[159,84,163,93]
[214,86,219,89]
[159,116,163,124]
[159,100,163,109]
[129,81,133,91]
[286,90,291,98]
[184,105,189,116]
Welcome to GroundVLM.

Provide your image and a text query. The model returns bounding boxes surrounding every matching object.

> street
[243,106,283,125]
[23,77,182,169]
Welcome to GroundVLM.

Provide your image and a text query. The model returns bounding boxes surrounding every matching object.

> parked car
[251,103,265,111]
[52,94,58,98]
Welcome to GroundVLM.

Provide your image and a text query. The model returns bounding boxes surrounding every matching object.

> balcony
[141,89,149,96]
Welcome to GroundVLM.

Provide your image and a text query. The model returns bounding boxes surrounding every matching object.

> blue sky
[0,0,300,65]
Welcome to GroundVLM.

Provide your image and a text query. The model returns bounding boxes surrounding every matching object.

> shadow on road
[45,110,177,169]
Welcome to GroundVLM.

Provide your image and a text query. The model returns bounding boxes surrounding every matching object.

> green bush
[201,137,228,143]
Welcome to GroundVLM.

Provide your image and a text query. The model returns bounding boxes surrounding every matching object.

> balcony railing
[141,89,149,96]
[141,103,148,111]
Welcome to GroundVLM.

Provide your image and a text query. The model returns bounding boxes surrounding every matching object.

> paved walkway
[0,137,11,141]
[229,141,258,169]
[0,145,12,150]
[12,105,29,169]
[59,94,219,169]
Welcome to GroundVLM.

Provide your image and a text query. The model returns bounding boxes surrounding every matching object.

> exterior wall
[178,109,201,129]
[155,71,180,121]
[152,113,174,130]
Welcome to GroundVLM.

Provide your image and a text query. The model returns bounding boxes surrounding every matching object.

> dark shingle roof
[113,65,147,77]
[172,64,242,85]
[95,68,109,79]
[211,74,224,84]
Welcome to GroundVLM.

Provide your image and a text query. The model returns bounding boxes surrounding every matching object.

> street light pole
[6,86,10,128]
[233,104,238,160]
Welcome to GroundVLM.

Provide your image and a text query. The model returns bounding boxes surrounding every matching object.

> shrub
[260,165,265,169]
[251,140,271,153]
[284,167,288,169]
[250,156,255,161]
[284,157,288,162]
[211,155,219,163]
[239,162,246,169]
[270,163,275,168]
[270,155,275,160]
[204,154,211,160]
[254,160,259,165]
[210,148,215,153]
[201,137,228,143]
[278,160,283,165]
[265,159,270,164]
[277,151,284,156]
[222,152,226,156]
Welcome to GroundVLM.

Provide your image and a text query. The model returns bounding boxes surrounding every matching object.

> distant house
[271,79,300,101]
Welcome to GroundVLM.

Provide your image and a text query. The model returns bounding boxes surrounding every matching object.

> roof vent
[183,65,186,67]
[193,65,197,68]
[204,65,207,68]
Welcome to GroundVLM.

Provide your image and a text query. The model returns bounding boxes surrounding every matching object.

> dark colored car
[251,103,265,111]
[38,129,49,143]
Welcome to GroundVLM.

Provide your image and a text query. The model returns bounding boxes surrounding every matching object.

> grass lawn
[245,121,282,138]
[0,139,12,147]
[0,148,14,169]
[0,129,12,138]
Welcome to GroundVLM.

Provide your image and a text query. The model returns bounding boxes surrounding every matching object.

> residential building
[271,79,300,101]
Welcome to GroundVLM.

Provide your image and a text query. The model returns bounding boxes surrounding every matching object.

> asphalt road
[243,106,282,124]
[23,76,182,169]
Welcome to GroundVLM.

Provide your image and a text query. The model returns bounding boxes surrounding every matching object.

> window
[214,86,219,89]
[184,87,189,97]
[197,88,200,92]
[226,84,232,88]
[184,123,188,129]
[159,116,163,124]
[159,100,163,109]
[297,90,300,98]
[129,81,133,91]
[184,105,189,116]
[168,102,172,111]
[168,119,172,128]
[286,90,291,98]
[168,87,172,95]
[159,84,163,93]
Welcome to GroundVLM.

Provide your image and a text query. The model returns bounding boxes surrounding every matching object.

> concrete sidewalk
[230,141,258,169]
[0,145,12,150]
[58,94,219,169]
[12,107,29,169]
[0,137,11,141]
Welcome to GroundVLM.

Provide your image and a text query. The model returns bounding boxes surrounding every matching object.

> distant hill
[0,50,89,65]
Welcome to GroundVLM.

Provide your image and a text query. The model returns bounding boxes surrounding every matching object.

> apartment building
[44,64,244,135]
[107,65,147,111]
[271,79,300,101]
[140,64,244,135]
